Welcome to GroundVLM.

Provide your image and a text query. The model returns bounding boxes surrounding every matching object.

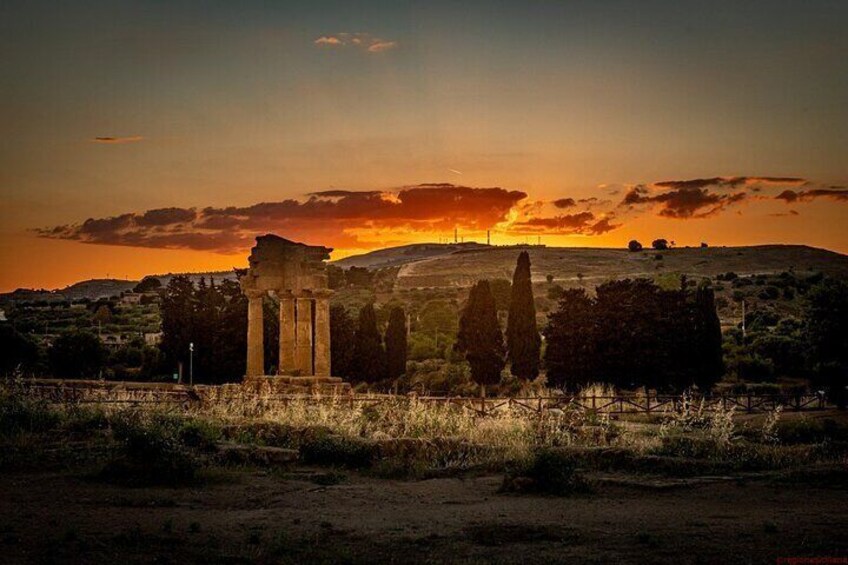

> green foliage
[160,276,246,383]
[544,279,723,392]
[48,331,107,379]
[804,278,848,407]
[455,280,505,391]
[0,324,41,376]
[506,252,541,381]
[353,303,386,383]
[133,276,162,293]
[100,412,199,486]
[504,448,590,496]
[0,387,61,438]
[330,305,356,381]
[384,306,408,380]
[652,238,669,250]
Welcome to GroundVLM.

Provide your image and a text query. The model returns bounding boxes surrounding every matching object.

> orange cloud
[314,33,397,53]
[37,184,525,253]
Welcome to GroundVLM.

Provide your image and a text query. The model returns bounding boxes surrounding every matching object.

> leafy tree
[49,331,107,379]
[345,267,374,288]
[326,265,346,289]
[547,285,564,301]
[506,252,540,380]
[418,300,458,337]
[0,324,41,376]
[544,288,596,391]
[384,306,408,380]
[804,278,848,408]
[330,305,356,380]
[133,276,162,293]
[652,239,669,250]
[543,279,724,392]
[455,280,505,395]
[160,275,196,375]
[628,240,643,252]
[353,303,385,383]
[92,304,113,326]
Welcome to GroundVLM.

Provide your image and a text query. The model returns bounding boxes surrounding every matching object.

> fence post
[747,393,752,414]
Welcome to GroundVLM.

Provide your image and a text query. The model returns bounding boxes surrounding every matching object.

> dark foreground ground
[2,466,846,564]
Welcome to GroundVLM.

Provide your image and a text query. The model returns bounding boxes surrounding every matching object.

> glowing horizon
[2,1,847,291]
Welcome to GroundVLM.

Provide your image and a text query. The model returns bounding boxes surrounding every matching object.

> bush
[99,412,199,486]
[299,431,376,468]
[0,389,60,438]
[503,448,591,496]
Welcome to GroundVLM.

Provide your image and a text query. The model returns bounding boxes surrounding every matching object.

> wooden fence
[13,379,831,416]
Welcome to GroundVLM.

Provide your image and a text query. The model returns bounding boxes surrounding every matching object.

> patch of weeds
[189,521,201,534]
[0,390,61,438]
[98,411,200,487]
[777,418,848,445]
[178,418,222,451]
[502,448,592,496]
[299,432,376,468]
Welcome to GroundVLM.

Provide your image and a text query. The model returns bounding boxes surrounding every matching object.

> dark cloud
[775,188,848,203]
[553,198,576,208]
[37,184,527,253]
[655,176,807,190]
[510,211,620,235]
[91,136,144,144]
[136,207,197,226]
[620,184,747,219]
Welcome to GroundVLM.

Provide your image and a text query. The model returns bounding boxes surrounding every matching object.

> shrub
[99,412,199,486]
[299,432,376,468]
[504,448,591,495]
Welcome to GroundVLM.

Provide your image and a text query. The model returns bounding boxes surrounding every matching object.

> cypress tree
[354,303,386,383]
[455,280,505,395]
[506,251,541,380]
[692,285,724,391]
[330,305,357,381]
[384,306,408,380]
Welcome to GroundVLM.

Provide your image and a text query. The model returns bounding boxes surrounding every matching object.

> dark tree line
[544,278,723,392]
[330,303,408,385]
[160,276,247,383]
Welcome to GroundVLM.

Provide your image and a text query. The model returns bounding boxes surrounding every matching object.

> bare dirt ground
[2,465,846,564]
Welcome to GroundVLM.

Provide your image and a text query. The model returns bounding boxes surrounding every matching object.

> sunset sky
[1,1,847,291]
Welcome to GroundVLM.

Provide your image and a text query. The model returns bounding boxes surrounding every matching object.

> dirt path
[1,467,846,564]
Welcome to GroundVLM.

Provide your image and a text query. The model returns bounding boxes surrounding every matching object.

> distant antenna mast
[454,228,458,244]
[487,230,491,246]
[537,236,541,246]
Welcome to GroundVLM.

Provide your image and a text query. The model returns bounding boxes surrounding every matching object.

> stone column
[295,297,313,375]
[278,294,296,374]
[245,289,265,378]
[313,294,331,377]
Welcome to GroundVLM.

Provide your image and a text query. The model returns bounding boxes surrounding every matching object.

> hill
[346,244,848,289]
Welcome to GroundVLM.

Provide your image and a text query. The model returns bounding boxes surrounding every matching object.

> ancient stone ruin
[238,234,347,392]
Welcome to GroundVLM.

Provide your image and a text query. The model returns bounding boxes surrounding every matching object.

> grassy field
[391,244,848,289]
[2,381,847,562]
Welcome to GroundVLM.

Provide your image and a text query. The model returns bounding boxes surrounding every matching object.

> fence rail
[11,378,832,416]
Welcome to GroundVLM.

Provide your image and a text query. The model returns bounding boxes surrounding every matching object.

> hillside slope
[378,244,848,288]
